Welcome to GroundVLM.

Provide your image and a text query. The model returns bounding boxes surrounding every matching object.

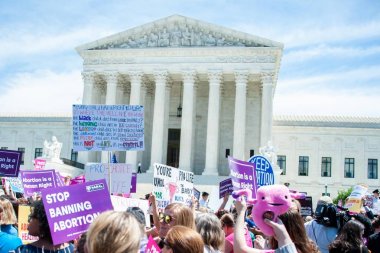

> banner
[34,158,46,170]
[228,156,257,199]
[85,163,132,194]
[2,176,24,193]
[145,235,160,253]
[72,104,144,151]
[18,205,39,244]
[20,170,57,197]
[0,149,22,177]
[42,179,113,245]
[219,178,233,199]
[153,163,194,209]
[111,195,150,228]
[247,155,274,187]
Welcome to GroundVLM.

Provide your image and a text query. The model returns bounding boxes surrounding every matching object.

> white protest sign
[72,104,144,151]
[2,175,24,193]
[111,195,151,228]
[85,163,132,194]
[153,163,194,209]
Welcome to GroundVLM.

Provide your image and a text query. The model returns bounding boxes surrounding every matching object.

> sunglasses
[159,213,174,224]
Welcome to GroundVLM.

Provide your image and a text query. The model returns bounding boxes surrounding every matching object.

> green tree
[333,186,353,206]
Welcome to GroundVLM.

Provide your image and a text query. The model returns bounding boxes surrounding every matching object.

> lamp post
[324,184,328,196]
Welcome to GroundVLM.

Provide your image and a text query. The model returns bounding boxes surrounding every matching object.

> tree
[333,187,353,206]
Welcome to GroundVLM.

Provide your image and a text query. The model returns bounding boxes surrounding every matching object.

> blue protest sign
[247,155,274,187]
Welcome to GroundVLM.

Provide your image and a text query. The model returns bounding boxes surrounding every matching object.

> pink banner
[34,159,46,170]
[145,235,161,253]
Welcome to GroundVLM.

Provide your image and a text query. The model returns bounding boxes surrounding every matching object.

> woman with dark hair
[329,220,369,253]
[161,225,204,253]
[14,200,74,253]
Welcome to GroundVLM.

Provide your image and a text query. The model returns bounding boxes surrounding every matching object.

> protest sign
[193,187,200,200]
[345,184,368,213]
[248,155,274,187]
[130,173,137,193]
[70,174,86,185]
[0,149,22,177]
[55,172,65,187]
[219,178,233,199]
[18,205,39,244]
[228,156,257,199]
[298,196,313,217]
[153,163,194,209]
[72,104,144,151]
[20,170,57,197]
[42,179,113,245]
[34,158,46,170]
[85,163,132,194]
[111,195,150,228]
[145,235,160,253]
[2,176,24,193]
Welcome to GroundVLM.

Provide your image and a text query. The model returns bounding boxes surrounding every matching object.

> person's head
[290,199,301,213]
[329,220,365,251]
[85,211,143,253]
[196,213,224,251]
[0,197,17,225]
[75,232,87,253]
[159,203,195,238]
[162,225,204,253]
[27,200,52,242]
[372,216,380,232]
[126,206,146,227]
[220,213,234,236]
[373,189,379,197]
[201,192,209,200]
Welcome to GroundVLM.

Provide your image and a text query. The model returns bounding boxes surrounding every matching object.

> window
[277,155,286,175]
[368,159,378,179]
[1,147,8,150]
[321,157,332,177]
[344,158,355,178]
[249,149,255,157]
[225,149,230,158]
[35,148,43,158]
[298,156,309,176]
[71,149,78,162]
[18,148,25,165]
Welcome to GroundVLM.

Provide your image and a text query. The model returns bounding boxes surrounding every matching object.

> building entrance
[167,129,180,167]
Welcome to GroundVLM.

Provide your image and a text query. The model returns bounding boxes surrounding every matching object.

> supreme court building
[75,15,283,175]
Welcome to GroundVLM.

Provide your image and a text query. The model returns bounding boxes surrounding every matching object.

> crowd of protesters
[0,183,380,253]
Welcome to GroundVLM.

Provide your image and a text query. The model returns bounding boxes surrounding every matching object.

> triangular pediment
[76,15,283,51]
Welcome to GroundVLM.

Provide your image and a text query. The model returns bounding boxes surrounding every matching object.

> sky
[0,0,379,117]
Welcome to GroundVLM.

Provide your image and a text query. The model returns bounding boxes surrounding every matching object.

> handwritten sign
[111,195,150,228]
[85,163,132,194]
[0,149,22,177]
[153,163,194,209]
[228,156,257,199]
[2,176,24,193]
[219,178,233,199]
[248,155,274,187]
[72,104,144,151]
[18,205,39,244]
[345,184,367,213]
[20,170,57,197]
[42,179,113,245]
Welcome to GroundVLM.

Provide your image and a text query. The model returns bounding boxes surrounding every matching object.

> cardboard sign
[228,156,257,199]
[2,176,24,193]
[298,196,313,217]
[42,179,113,245]
[111,195,150,228]
[0,149,22,177]
[153,163,194,209]
[72,104,144,151]
[248,155,274,187]
[34,159,46,170]
[20,170,57,197]
[85,163,132,194]
[145,235,161,253]
[18,205,39,244]
[219,178,233,199]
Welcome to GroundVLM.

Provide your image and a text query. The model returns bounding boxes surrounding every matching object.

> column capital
[81,72,94,83]
[260,72,275,84]
[234,70,249,84]
[129,71,143,83]
[182,70,197,83]
[103,71,119,84]
[153,70,168,83]
[208,70,223,83]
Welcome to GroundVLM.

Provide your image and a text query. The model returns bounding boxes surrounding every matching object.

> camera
[315,203,351,229]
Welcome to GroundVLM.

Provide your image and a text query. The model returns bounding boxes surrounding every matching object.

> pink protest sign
[145,235,161,253]
[34,159,46,170]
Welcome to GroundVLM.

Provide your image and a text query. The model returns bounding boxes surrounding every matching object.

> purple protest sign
[130,173,137,193]
[0,150,22,177]
[42,179,113,245]
[145,235,161,253]
[219,178,233,199]
[228,156,257,199]
[20,170,57,197]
